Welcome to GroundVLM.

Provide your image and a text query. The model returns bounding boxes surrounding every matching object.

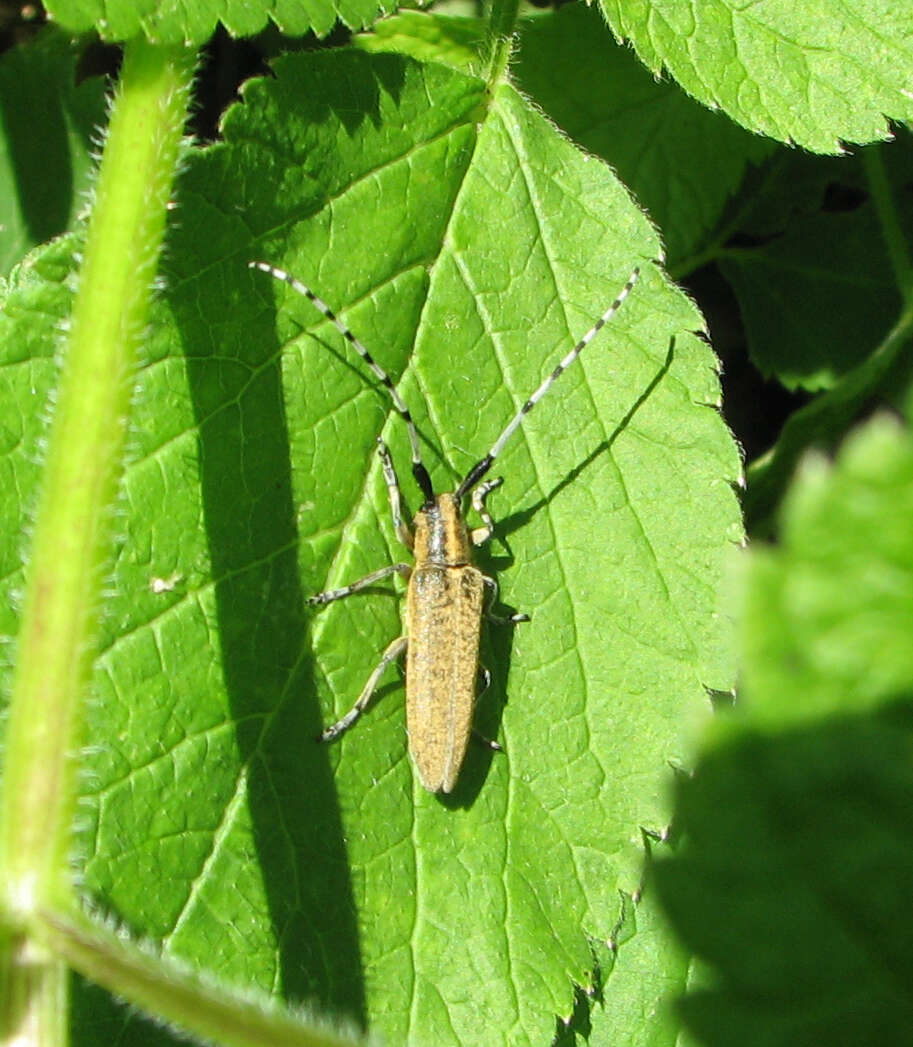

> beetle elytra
[250,260,640,792]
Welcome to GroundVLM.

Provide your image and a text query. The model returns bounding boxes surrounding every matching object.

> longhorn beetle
[250,260,640,792]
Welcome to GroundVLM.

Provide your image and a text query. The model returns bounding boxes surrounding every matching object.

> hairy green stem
[745,300,913,532]
[32,909,363,1047]
[485,0,519,86]
[0,37,195,1043]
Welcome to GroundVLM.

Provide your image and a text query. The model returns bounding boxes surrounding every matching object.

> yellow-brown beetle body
[407,494,484,792]
[250,260,640,793]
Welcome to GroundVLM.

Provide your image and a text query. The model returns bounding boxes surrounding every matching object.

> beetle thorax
[413,492,472,567]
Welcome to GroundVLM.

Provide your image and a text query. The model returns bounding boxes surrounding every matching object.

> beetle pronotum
[250,260,640,792]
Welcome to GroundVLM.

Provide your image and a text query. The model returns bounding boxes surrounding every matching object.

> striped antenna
[249,261,434,502]
[457,267,640,498]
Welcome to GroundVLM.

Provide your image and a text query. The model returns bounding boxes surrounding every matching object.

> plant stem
[33,909,363,1047]
[485,0,520,86]
[0,37,195,1043]
[744,298,913,533]
[0,932,66,1047]
[863,144,913,299]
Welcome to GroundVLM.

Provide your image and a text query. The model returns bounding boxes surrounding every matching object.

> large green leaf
[513,4,773,268]
[2,49,740,1045]
[602,0,913,153]
[44,0,390,43]
[655,415,913,1044]
[354,5,775,268]
[586,852,694,1047]
[742,416,913,723]
[720,135,913,393]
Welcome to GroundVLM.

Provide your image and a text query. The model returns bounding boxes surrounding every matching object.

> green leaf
[353,10,486,74]
[744,415,913,723]
[354,5,776,267]
[0,27,106,275]
[0,238,78,670]
[601,0,913,153]
[743,296,913,533]
[586,869,693,1047]
[720,135,913,392]
[655,415,913,1044]
[512,5,774,268]
[44,0,391,44]
[722,199,899,391]
[658,706,913,1047]
[3,49,740,1044]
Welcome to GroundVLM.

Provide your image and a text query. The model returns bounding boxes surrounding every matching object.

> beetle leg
[471,728,502,752]
[481,574,530,625]
[469,476,504,545]
[469,666,502,751]
[377,438,414,550]
[319,635,408,743]
[308,562,411,606]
